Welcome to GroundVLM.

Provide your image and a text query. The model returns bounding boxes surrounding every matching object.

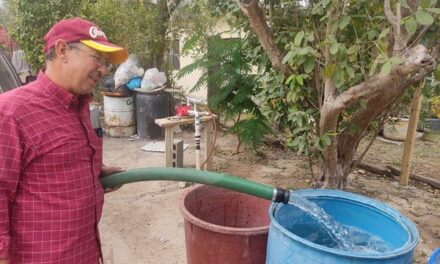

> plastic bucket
[429,248,440,264]
[267,189,419,264]
[103,95,136,137]
[179,184,270,264]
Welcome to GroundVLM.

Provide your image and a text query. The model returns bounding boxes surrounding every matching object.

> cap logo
[89,26,106,39]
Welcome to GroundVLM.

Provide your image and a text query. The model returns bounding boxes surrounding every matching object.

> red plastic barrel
[179,184,270,264]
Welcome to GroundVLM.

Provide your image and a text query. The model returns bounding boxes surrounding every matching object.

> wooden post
[400,85,423,185]
[164,126,174,167]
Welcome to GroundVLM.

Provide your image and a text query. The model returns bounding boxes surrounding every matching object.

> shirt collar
[37,71,92,109]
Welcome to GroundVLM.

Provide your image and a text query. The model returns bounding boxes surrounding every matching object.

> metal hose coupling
[273,188,290,204]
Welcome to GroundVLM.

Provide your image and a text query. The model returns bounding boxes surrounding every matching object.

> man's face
[65,43,109,96]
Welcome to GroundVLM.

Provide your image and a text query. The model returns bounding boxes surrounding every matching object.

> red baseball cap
[44,17,128,64]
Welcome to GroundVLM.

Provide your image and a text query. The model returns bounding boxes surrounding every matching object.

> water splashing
[286,192,391,254]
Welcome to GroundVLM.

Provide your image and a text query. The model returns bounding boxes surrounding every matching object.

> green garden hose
[100,167,290,203]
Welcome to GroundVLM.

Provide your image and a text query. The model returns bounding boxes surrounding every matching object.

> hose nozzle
[273,188,290,204]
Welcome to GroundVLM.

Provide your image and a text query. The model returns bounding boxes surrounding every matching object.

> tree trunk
[237,0,437,189]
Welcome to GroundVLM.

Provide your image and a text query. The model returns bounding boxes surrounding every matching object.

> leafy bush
[5,0,83,71]
[178,36,271,150]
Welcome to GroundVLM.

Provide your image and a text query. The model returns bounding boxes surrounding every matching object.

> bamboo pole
[400,85,423,185]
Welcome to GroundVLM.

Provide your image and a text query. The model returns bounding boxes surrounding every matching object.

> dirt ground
[100,128,440,264]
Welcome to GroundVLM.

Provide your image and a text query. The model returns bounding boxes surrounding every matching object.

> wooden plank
[400,85,423,185]
[155,115,217,168]
[164,127,174,167]
[155,115,216,127]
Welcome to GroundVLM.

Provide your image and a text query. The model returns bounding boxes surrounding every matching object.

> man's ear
[54,40,69,62]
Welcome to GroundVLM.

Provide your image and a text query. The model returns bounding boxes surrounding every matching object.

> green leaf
[345,65,355,78]
[314,141,322,151]
[292,127,308,135]
[296,55,307,65]
[367,30,379,40]
[400,0,410,8]
[330,43,339,55]
[322,135,331,147]
[324,64,336,78]
[415,9,434,25]
[275,72,285,83]
[347,45,359,55]
[303,57,315,73]
[287,91,298,102]
[434,67,440,81]
[421,0,433,8]
[426,8,440,14]
[380,61,392,76]
[339,16,351,30]
[282,50,295,64]
[332,67,345,87]
[296,75,304,86]
[405,17,417,34]
[298,48,309,56]
[294,31,305,46]
[314,138,326,151]
[285,75,296,85]
[312,6,323,15]
[378,28,390,40]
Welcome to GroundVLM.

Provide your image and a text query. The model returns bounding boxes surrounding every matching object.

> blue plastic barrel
[266,189,419,264]
[429,248,440,264]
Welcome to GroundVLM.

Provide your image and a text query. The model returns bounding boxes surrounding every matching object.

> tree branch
[323,0,341,101]
[385,0,407,54]
[237,0,292,75]
[384,0,398,27]
[321,44,434,173]
[167,0,181,15]
[333,45,434,113]
[351,108,390,171]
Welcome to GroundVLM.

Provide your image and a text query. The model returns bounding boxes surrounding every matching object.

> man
[0,17,128,264]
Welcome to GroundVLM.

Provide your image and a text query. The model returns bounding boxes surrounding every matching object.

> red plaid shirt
[0,71,104,263]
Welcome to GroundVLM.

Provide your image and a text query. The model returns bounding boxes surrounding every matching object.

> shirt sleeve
[0,112,22,259]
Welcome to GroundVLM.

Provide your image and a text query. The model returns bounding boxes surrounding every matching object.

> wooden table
[155,115,216,170]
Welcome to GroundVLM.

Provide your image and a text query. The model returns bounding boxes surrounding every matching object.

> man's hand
[101,165,125,177]
[100,165,125,193]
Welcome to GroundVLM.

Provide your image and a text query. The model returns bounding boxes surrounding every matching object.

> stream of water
[286,193,392,254]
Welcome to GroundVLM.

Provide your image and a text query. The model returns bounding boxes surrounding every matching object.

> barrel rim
[269,189,419,259]
[428,247,440,263]
[179,184,270,235]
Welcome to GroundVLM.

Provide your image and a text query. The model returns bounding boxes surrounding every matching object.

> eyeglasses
[69,45,110,69]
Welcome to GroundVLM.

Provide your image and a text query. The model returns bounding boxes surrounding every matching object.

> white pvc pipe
[188,110,201,170]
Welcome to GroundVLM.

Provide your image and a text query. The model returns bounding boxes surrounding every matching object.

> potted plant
[425,96,440,131]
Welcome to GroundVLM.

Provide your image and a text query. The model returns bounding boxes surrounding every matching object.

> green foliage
[178,36,271,149]
[84,0,172,71]
[0,4,13,28]
[171,0,219,56]
[6,0,84,71]
[187,0,439,162]
[228,117,271,148]
[5,0,174,73]
[421,66,440,119]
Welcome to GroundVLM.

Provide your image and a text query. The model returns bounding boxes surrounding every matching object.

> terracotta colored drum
[179,184,270,264]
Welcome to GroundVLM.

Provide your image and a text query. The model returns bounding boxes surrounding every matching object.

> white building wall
[174,19,242,102]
